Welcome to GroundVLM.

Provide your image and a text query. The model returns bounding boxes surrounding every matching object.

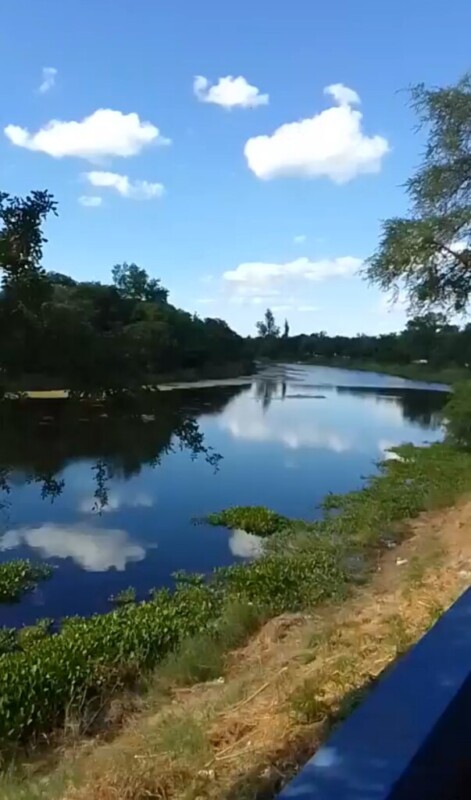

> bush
[444,381,471,448]
[206,506,288,536]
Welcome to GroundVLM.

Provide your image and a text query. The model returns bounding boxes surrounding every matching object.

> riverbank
[295,357,470,385]
[2,435,471,797]
[3,480,471,799]
[4,360,256,399]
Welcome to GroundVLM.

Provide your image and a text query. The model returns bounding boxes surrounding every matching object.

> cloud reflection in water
[0,522,146,571]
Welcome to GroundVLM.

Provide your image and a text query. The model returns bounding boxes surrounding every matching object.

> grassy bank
[3,446,471,798]
[299,357,470,385]
[2,440,471,759]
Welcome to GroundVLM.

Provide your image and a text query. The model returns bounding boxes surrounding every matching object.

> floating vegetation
[206,506,289,536]
[0,560,53,604]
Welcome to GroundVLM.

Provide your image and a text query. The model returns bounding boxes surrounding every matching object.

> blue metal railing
[277,586,471,800]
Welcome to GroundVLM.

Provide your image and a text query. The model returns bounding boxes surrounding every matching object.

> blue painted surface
[278,586,471,799]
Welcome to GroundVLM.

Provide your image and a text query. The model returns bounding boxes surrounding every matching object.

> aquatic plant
[206,505,289,536]
[0,560,52,603]
[108,587,137,606]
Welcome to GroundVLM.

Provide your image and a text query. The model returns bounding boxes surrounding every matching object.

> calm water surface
[0,364,447,626]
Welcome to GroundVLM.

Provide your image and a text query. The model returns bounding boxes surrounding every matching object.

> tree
[112,262,168,303]
[256,308,280,338]
[0,190,57,312]
[283,318,290,338]
[366,73,471,312]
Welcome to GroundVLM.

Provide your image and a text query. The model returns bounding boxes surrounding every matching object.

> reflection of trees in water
[254,377,287,411]
[335,386,448,429]
[0,385,247,512]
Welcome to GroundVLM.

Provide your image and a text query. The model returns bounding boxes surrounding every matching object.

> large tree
[256,308,280,338]
[112,262,168,303]
[366,73,471,312]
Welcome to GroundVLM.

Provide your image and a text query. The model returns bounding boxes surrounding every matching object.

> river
[0,364,448,626]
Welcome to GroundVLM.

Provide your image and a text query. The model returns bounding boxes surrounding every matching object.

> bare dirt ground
[13,498,471,800]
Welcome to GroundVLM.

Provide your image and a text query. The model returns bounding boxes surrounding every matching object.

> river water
[0,364,448,626]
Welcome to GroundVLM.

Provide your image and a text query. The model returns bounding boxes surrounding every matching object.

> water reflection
[0,522,146,571]
[0,385,245,512]
[335,386,446,429]
[0,365,449,625]
[228,528,264,558]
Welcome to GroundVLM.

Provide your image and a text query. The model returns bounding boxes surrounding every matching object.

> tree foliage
[254,313,471,371]
[366,73,471,312]
[256,308,280,338]
[0,191,251,393]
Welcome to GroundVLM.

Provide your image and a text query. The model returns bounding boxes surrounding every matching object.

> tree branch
[432,239,471,269]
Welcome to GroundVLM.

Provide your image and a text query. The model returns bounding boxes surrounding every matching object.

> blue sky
[1,0,470,335]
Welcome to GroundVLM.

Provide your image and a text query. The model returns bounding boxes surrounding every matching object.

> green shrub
[206,505,288,536]
[158,633,225,687]
[0,560,52,603]
[444,381,471,448]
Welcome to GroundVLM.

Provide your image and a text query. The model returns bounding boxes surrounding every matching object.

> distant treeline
[252,309,471,371]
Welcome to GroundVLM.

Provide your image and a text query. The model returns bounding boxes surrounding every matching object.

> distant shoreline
[3,360,257,399]
[287,357,468,386]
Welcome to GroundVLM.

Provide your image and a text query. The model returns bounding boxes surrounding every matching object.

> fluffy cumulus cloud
[224,256,361,294]
[78,195,102,207]
[0,523,146,571]
[4,109,169,161]
[38,66,57,94]
[85,170,164,200]
[194,75,269,108]
[244,83,389,182]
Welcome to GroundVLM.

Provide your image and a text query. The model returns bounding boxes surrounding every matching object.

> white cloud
[224,256,361,297]
[220,402,350,453]
[324,83,360,106]
[229,528,264,558]
[0,523,145,571]
[78,195,102,207]
[294,235,306,245]
[5,109,169,161]
[244,83,389,182]
[78,488,154,514]
[194,75,269,109]
[38,66,57,94]
[377,288,409,315]
[85,170,164,200]
[378,440,404,461]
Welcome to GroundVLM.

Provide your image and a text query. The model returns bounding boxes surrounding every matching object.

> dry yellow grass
[4,498,471,800]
